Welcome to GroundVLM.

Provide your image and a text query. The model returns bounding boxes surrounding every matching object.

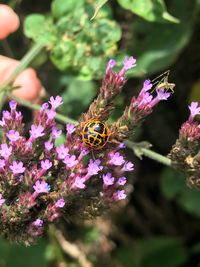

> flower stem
[9,94,78,125]
[0,42,45,111]
[0,42,45,91]
[125,140,172,167]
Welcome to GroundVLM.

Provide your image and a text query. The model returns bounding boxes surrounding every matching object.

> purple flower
[64,155,78,168]
[102,173,115,186]
[0,193,5,206]
[189,102,200,121]
[9,100,17,110]
[119,56,136,76]
[72,176,86,189]
[6,130,20,142]
[123,56,136,71]
[41,102,49,110]
[56,144,69,159]
[118,143,126,149]
[0,143,12,159]
[87,159,103,176]
[41,160,52,171]
[3,111,11,120]
[44,141,54,152]
[109,152,125,166]
[156,89,171,100]
[49,96,63,109]
[113,190,126,201]
[0,118,5,127]
[15,111,22,119]
[30,125,44,139]
[117,177,127,186]
[106,59,116,72]
[55,198,65,208]
[139,92,153,107]
[52,127,62,139]
[10,161,25,175]
[142,80,153,92]
[122,161,134,172]
[0,159,5,169]
[33,180,51,194]
[47,110,56,120]
[79,149,89,159]
[33,219,43,227]
[66,123,76,134]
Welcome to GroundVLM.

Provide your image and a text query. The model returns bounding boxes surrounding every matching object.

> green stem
[0,42,45,91]
[0,42,45,111]
[9,94,78,125]
[126,140,172,167]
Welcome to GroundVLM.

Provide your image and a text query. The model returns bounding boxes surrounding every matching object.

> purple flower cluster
[179,102,200,141]
[131,79,171,114]
[0,96,133,244]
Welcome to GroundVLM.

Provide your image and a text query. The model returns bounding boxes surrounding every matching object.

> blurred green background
[0,0,200,266]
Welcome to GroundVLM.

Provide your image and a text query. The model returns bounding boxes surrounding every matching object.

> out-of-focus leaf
[127,0,197,77]
[51,0,84,19]
[189,80,200,103]
[60,77,96,118]
[24,14,56,46]
[177,190,200,217]
[138,237,188,267]
[0,239,48,267]
[160,167,186,200]
[117,0,179,23]
[160,167,200,217]
[116,237,188,267]
[91,0,109,20]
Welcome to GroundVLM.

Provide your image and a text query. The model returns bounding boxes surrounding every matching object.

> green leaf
[138,237,188,267]
[0,238,48,267]
[160,168,186,200]
[24,14,56,46]
[127,0,197,77]
[177,190,200,217]
[91,0,109,20]
[51,0,84,19]
[60,77,96,118]
[117,0,179,23]
[116,237,188,267]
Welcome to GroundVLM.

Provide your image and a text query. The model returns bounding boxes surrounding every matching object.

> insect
[151,70,175,93]
[80,119,110,150]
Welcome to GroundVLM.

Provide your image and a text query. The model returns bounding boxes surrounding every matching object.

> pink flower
[87,159,103,176]
[33,180,50,194]
[33,219,43,227]
[6,130,20,142]
[113,190,126,201]
[0,143,12,159]
[109,152,125,166]
[102,173,115,186]
[30,125,44,139]
[188,102,200,122]
[41,160,52,171]
[10,161,25,175]
[55,198,65,208]
[64,155,78,168]
[49,96,63,109]
[0,193,5,206]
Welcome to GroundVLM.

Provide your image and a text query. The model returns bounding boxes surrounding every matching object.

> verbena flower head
[168,102,200,188]
[0,57,173,245]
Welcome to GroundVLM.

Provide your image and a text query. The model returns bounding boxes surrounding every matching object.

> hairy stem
[126,140,172,167]
[0,42,45,110]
